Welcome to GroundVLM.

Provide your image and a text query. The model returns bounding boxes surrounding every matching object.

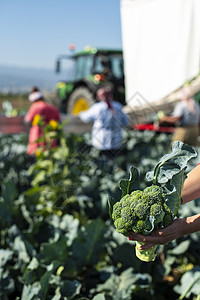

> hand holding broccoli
[128,217,186,249]
[108,141,197,262]
[111,185,173,261]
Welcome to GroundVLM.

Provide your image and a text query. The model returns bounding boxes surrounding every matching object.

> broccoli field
[1,128,200,300]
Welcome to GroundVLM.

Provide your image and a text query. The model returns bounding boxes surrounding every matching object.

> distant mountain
[0,65,63,93]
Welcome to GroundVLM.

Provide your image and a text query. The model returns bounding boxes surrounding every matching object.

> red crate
[133,123,175,133]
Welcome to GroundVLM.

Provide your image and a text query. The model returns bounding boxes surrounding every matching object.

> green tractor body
[55,47,125,114]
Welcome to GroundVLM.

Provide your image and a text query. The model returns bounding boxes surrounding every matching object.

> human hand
[156,111,165,124]
[128,218,185,250]
[158,115,167,124]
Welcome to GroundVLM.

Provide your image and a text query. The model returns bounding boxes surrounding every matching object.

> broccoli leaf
[146,141,197,184]
[119,166,140,197]
[174,267,200,299]
[146,142,196,217]
[163,170,186,216]
[144,216,155,235]
[108,196,117,218]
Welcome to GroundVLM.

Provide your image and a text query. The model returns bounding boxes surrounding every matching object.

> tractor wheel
[67,87,96,115]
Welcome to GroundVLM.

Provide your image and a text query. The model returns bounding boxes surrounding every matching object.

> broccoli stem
[153,160,166,184]
[135,242,157,262]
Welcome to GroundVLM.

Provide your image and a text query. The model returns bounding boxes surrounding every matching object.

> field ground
[0,91,59,115]
[0,93,30,114]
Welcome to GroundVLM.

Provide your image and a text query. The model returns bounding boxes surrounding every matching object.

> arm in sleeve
[79,105,97,123]
[181,164,200,204]
[24,107,35,124]
[120,110,130,127]
[172,102,183,117]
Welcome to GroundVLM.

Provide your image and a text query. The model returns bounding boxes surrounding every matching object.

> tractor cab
[55,48,125,114]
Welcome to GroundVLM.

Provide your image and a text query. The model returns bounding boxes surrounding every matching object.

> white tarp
[120,0,200,107]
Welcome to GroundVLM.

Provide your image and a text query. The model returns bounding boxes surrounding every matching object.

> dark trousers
[99,148,122,158]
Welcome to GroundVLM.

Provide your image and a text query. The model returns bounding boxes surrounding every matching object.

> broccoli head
[111,185,174,253]
[112,189,143,235]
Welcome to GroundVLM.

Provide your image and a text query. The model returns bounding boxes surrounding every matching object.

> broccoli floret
[150,203,165,226]
[134,199,150,220]
[121,197,134,209]
[130,190,143,198]
[120,194,131,204]
[114,218,129,236]
[121,206,136,229]
[112,190,143,234]
[112,201,122,221]
[143,185,164,205]
[132,220,146,234]
[129,190,143,205]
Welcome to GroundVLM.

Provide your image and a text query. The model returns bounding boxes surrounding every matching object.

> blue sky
[0,0,122,70]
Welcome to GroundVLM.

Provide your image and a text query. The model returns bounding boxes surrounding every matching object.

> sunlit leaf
[174,267,200,299]
[0,249,13,267]
[119,166,140,197]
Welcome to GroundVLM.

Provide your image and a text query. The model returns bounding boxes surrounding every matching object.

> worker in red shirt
[24,86,61,156]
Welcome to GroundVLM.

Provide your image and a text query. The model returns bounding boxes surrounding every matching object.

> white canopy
[120,0,200,107]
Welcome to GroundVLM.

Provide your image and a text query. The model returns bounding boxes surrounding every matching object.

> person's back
[173,100,200,126]
[25,87,60,155]
[79,87,129,154]
[89,101,128,150]
[171,86,200,146]
[26,101,60,124]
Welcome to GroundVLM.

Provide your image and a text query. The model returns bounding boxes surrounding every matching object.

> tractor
[55,47,125,114]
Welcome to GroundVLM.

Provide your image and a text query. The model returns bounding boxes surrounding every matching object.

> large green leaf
[21,282,41,300]
[119,166,140,197]
[40,237,69,264]
[22,268,54,299]
[31,170,46,186]
[13,235,35,264]
[71,219,105,267]
[0,201,12,224]
[92,294,106,300]
[53,147,69,160]
[163,170,186,215]
[1,181,17,204]
[112,243,141,270]
[59,280,81,299]
[167,240,190,255]
[146,141,197,184]
[0,249,13,267]
[0,269,15,297]
[38,270,53,299]
[59,214,79,246]
[108,195,117,218]
[0,181,17,224]
[94,268,151,299]
[174,267,200,299]
[146,141,197,216]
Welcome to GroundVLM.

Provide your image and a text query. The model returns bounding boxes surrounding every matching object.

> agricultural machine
[55,47,125,114]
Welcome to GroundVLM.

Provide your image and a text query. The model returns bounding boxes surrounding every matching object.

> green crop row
[1,129,200,300]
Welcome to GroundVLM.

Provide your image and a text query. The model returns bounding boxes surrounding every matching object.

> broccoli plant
[108,141,197,262]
